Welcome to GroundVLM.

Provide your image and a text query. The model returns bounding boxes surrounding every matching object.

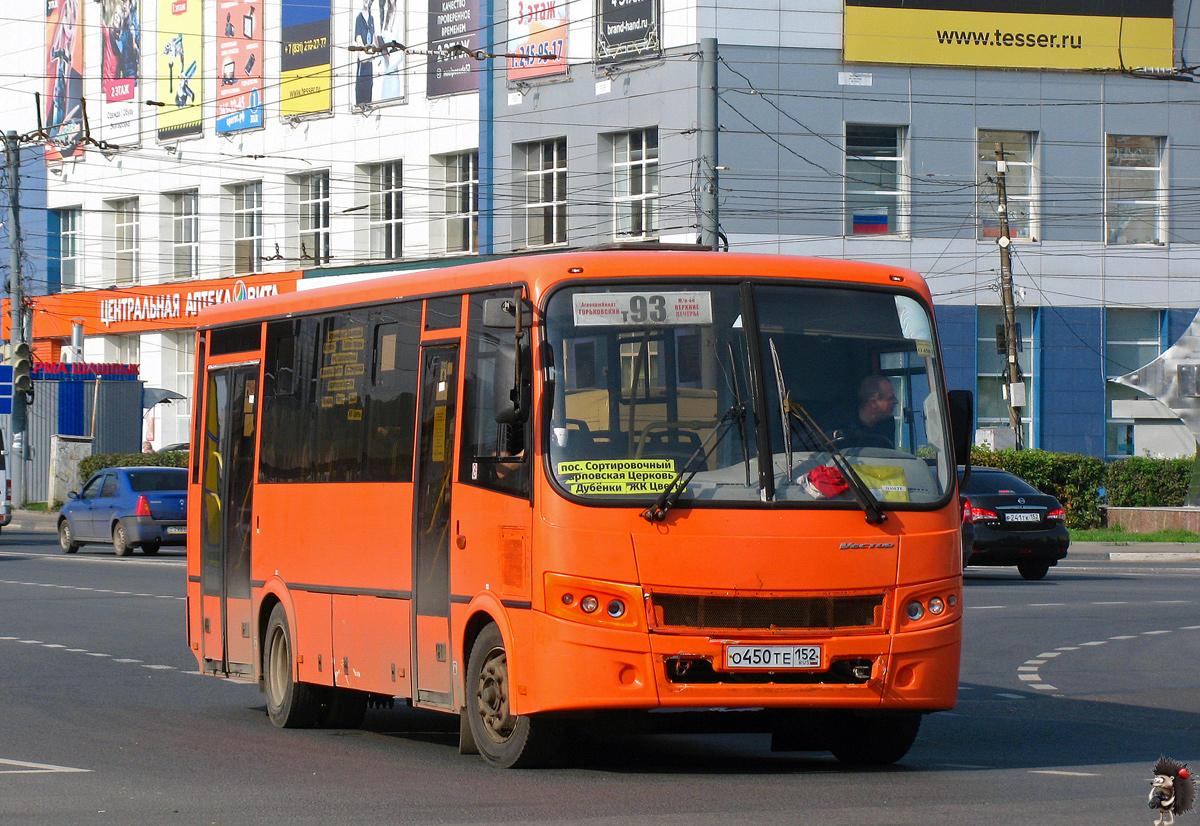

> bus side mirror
[492,341,531,424]
[948,389,973,468]
[482,297,533,329]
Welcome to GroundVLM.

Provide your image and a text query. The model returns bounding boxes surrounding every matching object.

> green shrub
[78,451,188,482]
[1105,456,1191,507]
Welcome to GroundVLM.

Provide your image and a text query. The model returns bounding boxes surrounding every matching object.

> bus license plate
[166,526,187,535]
[724,644,821,670]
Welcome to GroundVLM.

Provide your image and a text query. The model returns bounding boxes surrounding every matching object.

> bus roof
[195,251,931,329]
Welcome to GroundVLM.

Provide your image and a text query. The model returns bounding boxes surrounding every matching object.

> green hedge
[78,451,188,482]
[1104,456,1192,507]
[968,448,1196,529]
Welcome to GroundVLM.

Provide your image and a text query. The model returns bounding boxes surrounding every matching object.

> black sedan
[958,467,1070,580]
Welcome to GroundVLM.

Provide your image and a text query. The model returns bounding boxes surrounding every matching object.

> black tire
[141,541,161,556]
[828,712,922,766]
[319,687,369,729]
[112,523,131,557]
[1017,560,1050,581]
[58,520,80,554]
[466,623,562,768]
[263,604,322,728]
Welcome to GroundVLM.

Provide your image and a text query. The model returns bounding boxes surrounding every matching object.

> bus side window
[460,290,530,498]
[365,302,420,481]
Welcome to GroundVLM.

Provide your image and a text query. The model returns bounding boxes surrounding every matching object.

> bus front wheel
[465,623,561,768]
[828,711,921,765]
[264,604,322,728]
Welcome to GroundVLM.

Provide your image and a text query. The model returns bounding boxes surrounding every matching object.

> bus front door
[412,344,457,710]
[199,364,259,679]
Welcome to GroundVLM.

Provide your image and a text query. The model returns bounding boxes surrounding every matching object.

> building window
[170,190,199,280]
[1106,135,1165,245]
[296,170,331,264]
[845,125,906,236]
[1105,308,1163,456]
[519,138,568,247]
[976,306,1035,448]
[611,129,659,240]
[368,161,403,260]
[54,207,81,289]
[110,198,139,284]
[978,130,1036,241]
[442,151,478,254]
[230,181,262,275]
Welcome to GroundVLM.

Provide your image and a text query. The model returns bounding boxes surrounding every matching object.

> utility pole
[994,143,1023,449]
[5,131,27,504]
[698,38,719,250]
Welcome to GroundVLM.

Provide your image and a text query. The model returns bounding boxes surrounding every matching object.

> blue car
[59,467,188,556]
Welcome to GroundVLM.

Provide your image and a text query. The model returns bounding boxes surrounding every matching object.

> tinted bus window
[210,323,262,355]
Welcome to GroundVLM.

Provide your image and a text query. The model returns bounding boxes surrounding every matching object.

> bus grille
[650,593,885,632]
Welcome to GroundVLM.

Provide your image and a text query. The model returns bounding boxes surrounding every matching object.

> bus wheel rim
[477,647,515,743]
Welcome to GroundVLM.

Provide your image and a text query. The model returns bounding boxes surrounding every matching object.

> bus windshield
[545,280,954,509]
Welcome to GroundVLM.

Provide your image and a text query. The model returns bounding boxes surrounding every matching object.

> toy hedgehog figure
[1149,756,1195,826]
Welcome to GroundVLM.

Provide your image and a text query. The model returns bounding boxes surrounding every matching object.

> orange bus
[186,249,972,767]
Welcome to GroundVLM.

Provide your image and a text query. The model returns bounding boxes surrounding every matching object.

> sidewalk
[7,509,59,533]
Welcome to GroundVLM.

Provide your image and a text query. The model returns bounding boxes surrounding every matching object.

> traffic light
[12,342,32,394]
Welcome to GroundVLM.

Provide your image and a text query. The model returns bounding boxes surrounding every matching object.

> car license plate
[724,644,821,670]
[1005,512,1040,523]
[166,526,187,535]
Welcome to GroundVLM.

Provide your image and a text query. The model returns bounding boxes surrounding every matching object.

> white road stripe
[0,758,89,774]
[1030,684,1057,691]
[1030,769,1098,776]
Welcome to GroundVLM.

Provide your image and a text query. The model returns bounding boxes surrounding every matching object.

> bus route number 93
[724,644,822,670]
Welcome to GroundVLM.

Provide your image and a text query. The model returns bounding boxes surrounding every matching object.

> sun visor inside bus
[482,296,534,329]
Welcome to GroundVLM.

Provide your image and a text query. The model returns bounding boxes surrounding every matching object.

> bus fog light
[928,597,945,615]
[906,600,924,621]
[606,599,625,618]
[580,595,599,613]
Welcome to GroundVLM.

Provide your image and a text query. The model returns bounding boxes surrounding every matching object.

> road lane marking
[1080,641,1107,646]
[0,758,89,774]
[1143,630,1172,635]
[0,578,183,601]
[1030,684,1057,690]
[1037,652,1061,658]
[1030,769,1098,776]
[0,551,183,567]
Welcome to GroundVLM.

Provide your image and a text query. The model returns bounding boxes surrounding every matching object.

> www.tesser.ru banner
[844,0,1174,71]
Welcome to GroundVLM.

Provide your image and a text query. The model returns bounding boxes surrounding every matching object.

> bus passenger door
[412,344,457,709]
[199,364,259,679]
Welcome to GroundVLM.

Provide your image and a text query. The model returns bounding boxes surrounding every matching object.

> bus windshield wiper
[641,404,746,523]
[769,339,886,525]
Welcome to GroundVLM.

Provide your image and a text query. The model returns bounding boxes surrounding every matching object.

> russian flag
[852,214,890,234]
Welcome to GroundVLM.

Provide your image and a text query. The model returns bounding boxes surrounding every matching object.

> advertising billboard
[427,0,482,97]
[352,0,406,107]
[844,0,1175,71]
[44,0,85,161]
[100,0,140,146]
[507,0,568,81]
[281,0,332,117]
[596,0,659,64]
[216,0,263,133]
[156,0,204,142]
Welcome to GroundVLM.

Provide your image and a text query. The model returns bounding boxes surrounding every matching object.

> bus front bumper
[520,612,961,715]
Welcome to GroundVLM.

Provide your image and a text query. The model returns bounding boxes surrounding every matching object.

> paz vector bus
[185,248,973,767]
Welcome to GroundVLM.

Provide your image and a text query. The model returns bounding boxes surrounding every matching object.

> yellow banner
[281,67,331,117]
[845,7,1174,70]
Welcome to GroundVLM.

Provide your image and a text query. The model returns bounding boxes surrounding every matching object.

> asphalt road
[0,521,1196,826]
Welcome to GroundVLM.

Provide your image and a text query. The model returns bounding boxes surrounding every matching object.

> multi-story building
[5,0,1200,457]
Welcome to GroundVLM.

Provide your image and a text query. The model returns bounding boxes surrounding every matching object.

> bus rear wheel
[263,604,322,728]
[828,711,922,766]
[466,623,561,768]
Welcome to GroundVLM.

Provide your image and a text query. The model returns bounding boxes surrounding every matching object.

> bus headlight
[544,573,646,631]
[928,597,945,615]
[906,600,925,621]
[606,599,626,618]
[580,595,599,614]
